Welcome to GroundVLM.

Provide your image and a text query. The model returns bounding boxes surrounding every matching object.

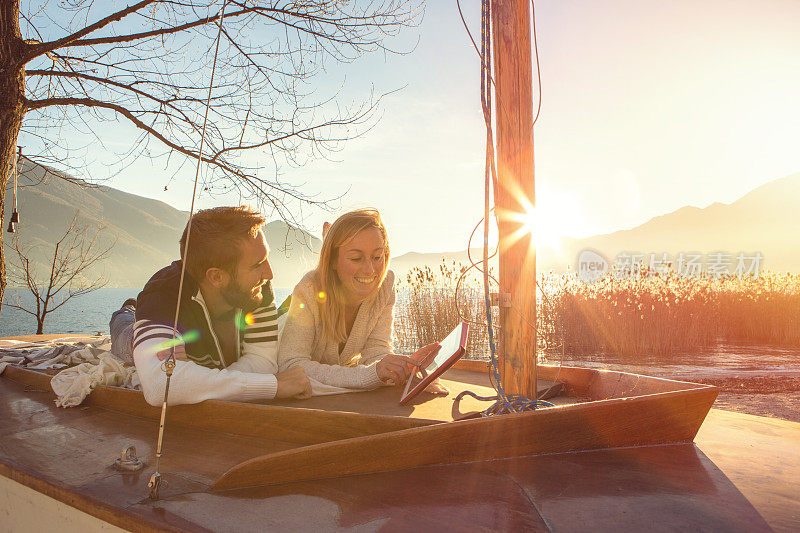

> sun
[491,180,587,254]
[504,200,565,252]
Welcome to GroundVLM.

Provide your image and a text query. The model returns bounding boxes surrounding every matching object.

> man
[110,206,310,406]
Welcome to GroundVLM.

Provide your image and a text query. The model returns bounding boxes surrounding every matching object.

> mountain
[386,172,800,278]
[6,160,798,294]
[390,248,499,284]
[2,159,321,290]
[539,172,800,274]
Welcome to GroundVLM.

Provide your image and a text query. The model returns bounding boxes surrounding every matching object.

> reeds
[393,261,800,360]
[393,261,500,360]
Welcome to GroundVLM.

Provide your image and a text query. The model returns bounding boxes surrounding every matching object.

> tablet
[399,322,469,405]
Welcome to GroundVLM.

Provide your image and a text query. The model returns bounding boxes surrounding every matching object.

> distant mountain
[390,248,499,284]
[2,159,320,290]
[391,171,800,277]
[7,160,797,295]
[540,172,800,273]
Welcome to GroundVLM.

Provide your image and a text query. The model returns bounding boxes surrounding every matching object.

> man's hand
[275,366,312,399]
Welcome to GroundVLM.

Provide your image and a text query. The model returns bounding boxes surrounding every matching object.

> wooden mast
[491,0,537,398]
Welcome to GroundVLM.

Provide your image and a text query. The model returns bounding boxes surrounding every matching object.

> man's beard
[221,278,274,311]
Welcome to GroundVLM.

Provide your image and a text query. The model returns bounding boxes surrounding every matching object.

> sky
[19,0,800,256]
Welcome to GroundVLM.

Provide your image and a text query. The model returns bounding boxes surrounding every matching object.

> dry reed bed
[393,263,800,360]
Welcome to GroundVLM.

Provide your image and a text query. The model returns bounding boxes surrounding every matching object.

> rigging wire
[531,0,542,126]
[148,0,229,500]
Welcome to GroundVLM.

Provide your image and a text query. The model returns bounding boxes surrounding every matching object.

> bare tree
[0,0,421,311]
[5,213,115,334]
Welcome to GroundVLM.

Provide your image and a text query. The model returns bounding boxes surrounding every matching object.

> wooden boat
[3,1,798,531]
[0,354,719,489]
[1,343,798,530]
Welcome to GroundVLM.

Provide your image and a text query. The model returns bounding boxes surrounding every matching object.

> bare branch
[63,8,252,48]
[25,0,159,61]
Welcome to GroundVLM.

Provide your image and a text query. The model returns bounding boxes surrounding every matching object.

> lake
[0,287,293,337]
[3,288,799,382]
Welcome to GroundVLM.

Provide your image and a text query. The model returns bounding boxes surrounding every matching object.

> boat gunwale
[1,361,716,428]
[210,383,718,490]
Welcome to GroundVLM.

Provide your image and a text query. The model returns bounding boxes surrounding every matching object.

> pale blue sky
[20,0,800,255]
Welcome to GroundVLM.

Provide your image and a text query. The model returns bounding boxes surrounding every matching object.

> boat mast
[491,0,537,398]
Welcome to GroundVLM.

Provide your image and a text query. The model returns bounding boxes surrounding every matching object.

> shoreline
[698,376,800,423]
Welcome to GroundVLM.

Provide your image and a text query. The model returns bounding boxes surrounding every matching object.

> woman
[278,208,439,391]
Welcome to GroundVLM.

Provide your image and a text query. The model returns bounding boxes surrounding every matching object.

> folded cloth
[0,336,113,365]
[0,336,139,407]
[0,355,26,375]
[51,353,140,408]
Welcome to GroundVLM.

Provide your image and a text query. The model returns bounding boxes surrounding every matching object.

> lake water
[0,287,293,337]
[3,288,799,380]
[552,343,800,380]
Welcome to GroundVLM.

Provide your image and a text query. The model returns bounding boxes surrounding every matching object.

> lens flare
[317,291,327,302]
[153,329,200,356]
[497,179,566,253]
[234,311,257,330]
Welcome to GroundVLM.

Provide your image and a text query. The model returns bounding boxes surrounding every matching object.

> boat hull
[2,346,797,530]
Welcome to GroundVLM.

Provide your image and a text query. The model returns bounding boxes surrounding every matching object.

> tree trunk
[36,317,44,335]
[0,0,26,318]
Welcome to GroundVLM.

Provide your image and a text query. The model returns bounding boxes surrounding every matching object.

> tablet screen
[399,322,469,404]
[422,323,467,374]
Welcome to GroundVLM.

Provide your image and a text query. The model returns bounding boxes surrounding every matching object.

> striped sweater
[132,261,281,406]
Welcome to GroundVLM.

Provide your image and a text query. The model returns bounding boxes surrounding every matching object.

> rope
[455,0,551,417]
[148,0,229,499]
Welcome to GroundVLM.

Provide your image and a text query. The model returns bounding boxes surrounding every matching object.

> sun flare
[502,200,565,252]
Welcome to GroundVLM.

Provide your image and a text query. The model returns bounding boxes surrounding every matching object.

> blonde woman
[278,208,439,391]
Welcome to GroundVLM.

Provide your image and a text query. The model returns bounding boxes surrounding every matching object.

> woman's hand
[410,343,441,368]
[275,366,312,399]
[424,379,450,396]
[376,353,418,385]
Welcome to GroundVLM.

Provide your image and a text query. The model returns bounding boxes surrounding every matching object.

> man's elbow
[139,378,167,406]
[135,362,170,406]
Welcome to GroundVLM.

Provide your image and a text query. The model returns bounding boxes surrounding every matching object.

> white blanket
[0,336,140,407]
[50,353,141,407]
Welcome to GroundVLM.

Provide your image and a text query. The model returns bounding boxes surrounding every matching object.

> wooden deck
[1,370,797,530]
[1,334,794,530]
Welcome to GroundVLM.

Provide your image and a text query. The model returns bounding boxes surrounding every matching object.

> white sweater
[133,294,279,406]
[277,270,395,389]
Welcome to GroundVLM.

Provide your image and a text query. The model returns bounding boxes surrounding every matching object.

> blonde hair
[316,208,390,345]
